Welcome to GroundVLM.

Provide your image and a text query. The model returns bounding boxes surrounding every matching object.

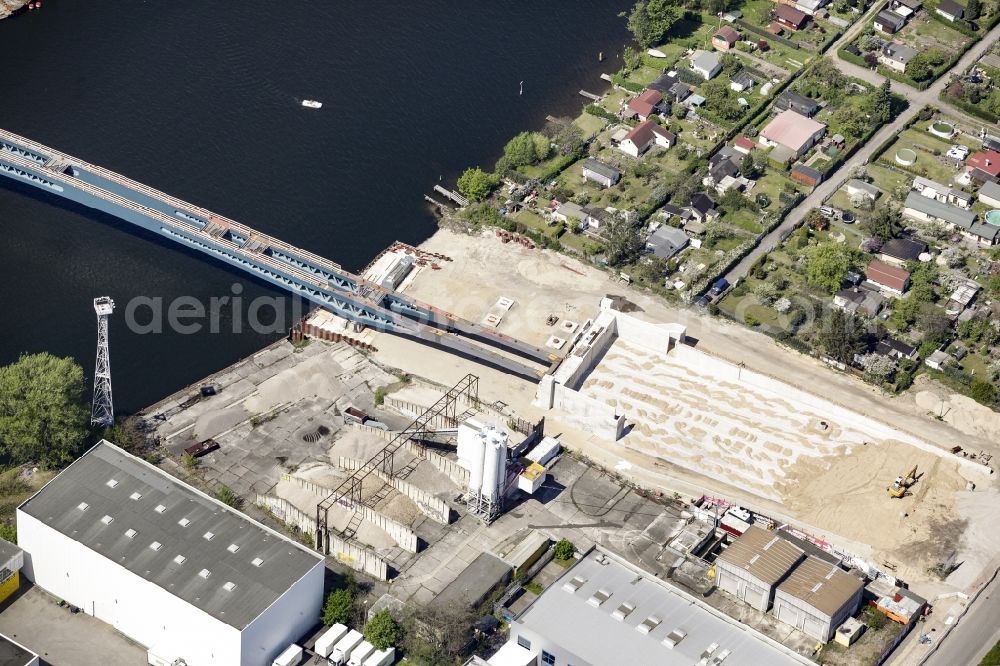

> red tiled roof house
[866,259,910,295]
[624,89,666,122]
[713,26,741,51]
[618,120,676,158]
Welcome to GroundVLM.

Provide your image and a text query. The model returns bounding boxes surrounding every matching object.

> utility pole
[91,296,115,428]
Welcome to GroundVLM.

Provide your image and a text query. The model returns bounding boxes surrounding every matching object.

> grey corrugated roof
[904,191,976,226]
[979,179,1000,202]
[775,556,863,617]
[18,441,323,629]
[582,159,621,181]
[514,549,811,666]
[0,634,36,666]
[717,525,804,585]
[0,538,21,567]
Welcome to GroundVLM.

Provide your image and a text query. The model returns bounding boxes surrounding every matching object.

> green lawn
[879,129,965,184]
[727,209,764,233]
[980,638,1000,665]
[754,171,803,213]
[573,112,607,138]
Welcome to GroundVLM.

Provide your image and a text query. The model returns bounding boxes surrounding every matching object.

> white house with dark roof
[17,441,325,666]
[618,120,676,158]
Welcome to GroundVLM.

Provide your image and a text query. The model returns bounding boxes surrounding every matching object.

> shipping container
[315,624,350,658]
[364,647,396,666]
[271,644,303,666]
[347,640,375,666]
[329,629,364,666]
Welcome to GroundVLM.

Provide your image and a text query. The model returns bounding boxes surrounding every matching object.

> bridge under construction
[0,128,558,379]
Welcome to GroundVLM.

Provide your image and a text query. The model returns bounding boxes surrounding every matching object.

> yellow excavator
[887,465,918,498]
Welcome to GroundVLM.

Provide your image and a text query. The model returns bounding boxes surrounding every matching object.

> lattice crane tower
[91,296,115,428]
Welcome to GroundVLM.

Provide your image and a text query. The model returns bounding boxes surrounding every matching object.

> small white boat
[646,48,667,58]
[301,100,322,109]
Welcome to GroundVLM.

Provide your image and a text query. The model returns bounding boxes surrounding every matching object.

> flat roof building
[17,441,325,666]
[773,556,864,641]
[714,525,804,611]
[508,548,812,666]
[0,634,38,666]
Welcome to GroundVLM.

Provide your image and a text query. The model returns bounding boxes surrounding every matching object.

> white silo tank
[482,430,507,500]
[468,430,486,494]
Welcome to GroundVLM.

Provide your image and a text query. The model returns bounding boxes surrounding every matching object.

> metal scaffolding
[91,297,115,428]
[314,374,479,554]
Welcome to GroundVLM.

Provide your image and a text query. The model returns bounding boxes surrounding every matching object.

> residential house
[879,41,918,72]
[834,288,885,317]
[936,0,965,21]
[794,0,828,15]
[647,71,678,94]
[768,20,787,35]
[866,259,910,295]
[713,26,742,51]
[903,191,1000,245]
[946,280,980,316]
[913,176,972,209]
[734,136,756,154]
[625,89,666,122]
[845,179,881,200]
[925,349,950,369]
[686,192,719,223]
[768,145,798,166]
[760,109,827,156]
[581,159,621,188]
[552,201,591,226]
[618,120,676,158]
[645,225,690,260]
[687,94,707,108]
[775,4,810,30]
[875,337,918,361]
[709,155,742,184]
[879,236,927,266]
[690,50,722,80]
[875,9,907,33]
[965,150,1000,178]
[890,0,922,16]
[979,180,1000,207]
[667,81,692,103]
[791,163,823,188]
[775,90,820,117]
[730,70,755,92]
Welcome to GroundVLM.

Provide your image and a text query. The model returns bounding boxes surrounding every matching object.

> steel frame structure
[91,296,115,428]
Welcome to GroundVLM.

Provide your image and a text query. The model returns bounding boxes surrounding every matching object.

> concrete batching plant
[458,420,509,523]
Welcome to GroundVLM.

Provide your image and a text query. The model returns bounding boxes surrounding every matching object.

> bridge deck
[0,127,559,379]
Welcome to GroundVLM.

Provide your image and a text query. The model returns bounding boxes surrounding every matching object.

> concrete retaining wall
[279,474,419,552]
[403,441,470,488]
[255,494,389,580]
[338,457,451,524]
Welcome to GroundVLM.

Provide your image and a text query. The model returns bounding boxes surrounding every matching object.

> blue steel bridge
[0,128,557,380]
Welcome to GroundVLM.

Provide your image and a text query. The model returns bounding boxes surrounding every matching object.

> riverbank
[0,0,28,20]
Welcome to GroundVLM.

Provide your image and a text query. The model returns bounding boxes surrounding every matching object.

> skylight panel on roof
[586,588,611,607]
[178,517,191,527]
[150,541,162,551]
[100,515,114,525]
[77,502,89,512]
[106,479,119,488]
[223,581,237,592]
[203,531,215,541]
[662,627,686,646]
[562,575,586,593]
[125,528,137,539]
[638,616,662,635]
[251,557,264,567]
[227,543,240,553]
[173,555,187,565]
[154,504,166,513]
[129,492,142,501]
[611,602,635,621]
[198,568,211,579]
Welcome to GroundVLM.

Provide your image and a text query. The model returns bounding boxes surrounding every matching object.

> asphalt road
[720,18,1000,287]
[917,572,1000,666]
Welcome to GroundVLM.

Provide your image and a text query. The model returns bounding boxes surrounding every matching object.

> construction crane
[887,465,918,499]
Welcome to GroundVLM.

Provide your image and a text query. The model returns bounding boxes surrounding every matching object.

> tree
[622,46,642,73]
[457,167,498,202]
[603,213,644,267]
[701,80,745,122]
[860,353,897,382]
[102,415,147,454]
[969,379,997,405]
[321,587,354,625]
[871,79,893,125]
[818,310,868,363]
[554,538,576,561]
[967,0,981,20]
[941,247,965,268]
[774,296,792,313]
[501,132,549,169]
[906,50,946,82]
[0,353,88,468]
[752,282,779,305]
[862,205,902,241]
[364,610,399,650]
[623,0,682,48]
[806,243,852,293]
[917,307,952,343]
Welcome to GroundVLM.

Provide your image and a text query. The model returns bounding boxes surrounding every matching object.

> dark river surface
[0,1,631,413]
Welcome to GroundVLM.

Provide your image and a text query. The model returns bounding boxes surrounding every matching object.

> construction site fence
[255,494,389,580]
[281,474,419,553]
[339,457,451,524]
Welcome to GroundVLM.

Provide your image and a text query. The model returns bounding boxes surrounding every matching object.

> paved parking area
[0,585,146,666]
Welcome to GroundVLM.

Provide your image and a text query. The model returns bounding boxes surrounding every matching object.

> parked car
[947,144,970,160]
[709,278,729,297]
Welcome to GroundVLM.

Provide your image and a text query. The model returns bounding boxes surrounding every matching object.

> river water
[0,1,630,412]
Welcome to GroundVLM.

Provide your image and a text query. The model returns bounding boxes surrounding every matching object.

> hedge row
[940,92,1000,123]
[611,74,644,93]
[584,104,619,123]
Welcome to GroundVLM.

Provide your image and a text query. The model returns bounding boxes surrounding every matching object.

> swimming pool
[987,209,1000,226]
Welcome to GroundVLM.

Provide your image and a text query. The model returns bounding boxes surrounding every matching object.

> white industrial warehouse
[16,441,325,666]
